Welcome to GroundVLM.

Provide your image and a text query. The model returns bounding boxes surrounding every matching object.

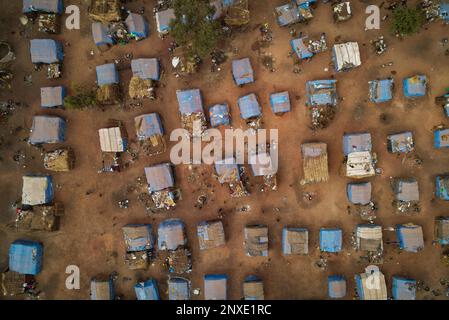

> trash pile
[391,178,421,215]
[371,36,387,55]
[37,14,59,34]
[150,189,180,210]
[332,2,352,22]
[15,204,63,232]
[122,224,153,270]
[43,148,75,172]
[215,159,250,198]
[419,0,440,23]
[307,33,328,54]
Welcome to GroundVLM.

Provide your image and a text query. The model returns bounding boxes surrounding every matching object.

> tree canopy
[391,6,425,36]
[169,0,222,59]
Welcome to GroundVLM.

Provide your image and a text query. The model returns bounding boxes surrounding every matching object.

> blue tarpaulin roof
[434,128,449,148]
[222,0,236,6]
[22,175,53,206]
[9,240,43,275]
[436,216,449,245]
[436,175,449,200]
[397,224,424,253]
[145,163,174,192]
[328,275,346,299]
[282,227,308,255]
[319,228,342,253]
[204,274,227,300]
[176,89,204,115]
[92,23,114,46]
[342,132,372,156]
[403,75,427,98]
[387,131,414,153]
[29,115,66,145]
[238,93,261,119]
[156,8,175,34]
[394,179,419,202]
[243,275,264,300]
[270,91,291,114]
[440,2,449,21]
[135,279,160,300]
[96,63,119,86]
[347,182,371,205]
[41,86,65,108]
[291,37,313,60]
[275,3,300,27]
[122,224,153,252]
[168,277,190,300]
[392,276,416,300]
[306,80,337,106]
[30,39,63,64]
[125,13,149,39]
[135,113,164,140]
[23,0,63,14]
[232,58,254,86]
[158,219,186,251]
[209,103,231,127]
[131,58,160,81]
[90,278,114,300]
[369,79,393,103]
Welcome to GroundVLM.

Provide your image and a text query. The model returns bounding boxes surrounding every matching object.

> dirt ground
[0,0,449,300]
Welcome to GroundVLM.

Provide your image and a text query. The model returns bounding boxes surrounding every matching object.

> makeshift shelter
[306,80,337,106]
[436,175,449,200]
[168,277,190,300]
[369,79,393,103]
[98,127,127,152]
[145,163,174,193]
[40,86,65,108]
[122,224,153,252]
[320,228,342,253]
[250,153,277,177]
[22,175,53,206]
[9,240,43,275]
[135,279,160,300]
[92,22,114,49]
[88,0,121,24]
[435,216,449,245]
[131,58,160,81]
[394,178,420,202]
[282,227,308,255]
[30,39,63,64]
[355,266,387,300]
[156,8,175,35]
[387,131,414,153]
[270,91,291,114]
[392,276,416,300]
[343,132,372,156]
[29,116,66,145]
[332,42,361,72]
[23,0,63,14]
[440,1,449,22]
[301,142,329,184]
[346,151,376,179]
[44,148,75,172]
[15,204,63,232]
[356,224,383,252]
[135,113,164,140]
[96,63,119,86]
[158,219,186,251]
[434,128,449,148]
[244,225,268,257]
[328,275,346,299]
[275,3,300,27]
[204,274,227,300]
[232,58,254,86]
[176,89,207,137]
[291,36,313,60]
[90,278,114,300]
[347,182,371,205]
[332,2,352,22]
[238,93,261,120]
[243,275,264,300]
[215,158,248,197]
[197,220,226,250]
[403,75,427,98]
[396,224,424,253]
[125,13,149,40]
[209,103,231,127]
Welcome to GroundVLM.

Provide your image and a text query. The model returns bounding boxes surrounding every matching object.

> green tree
[391,6,424,36]
[64,84,98,110]
[169,0,222,59]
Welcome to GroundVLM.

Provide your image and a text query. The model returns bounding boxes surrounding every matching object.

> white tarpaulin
[98,127,126,152]
[333,42,361,71]
[346,151,375,178]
